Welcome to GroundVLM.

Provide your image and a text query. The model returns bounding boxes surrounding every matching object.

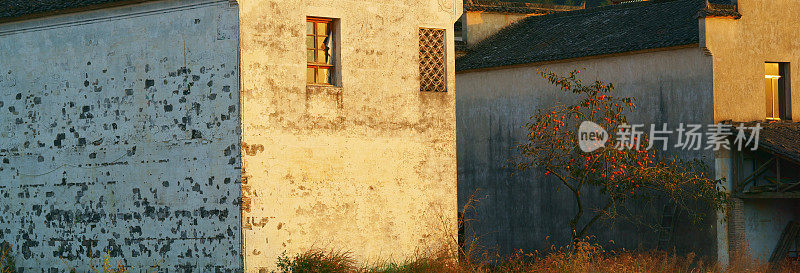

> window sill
[306,84,342,95]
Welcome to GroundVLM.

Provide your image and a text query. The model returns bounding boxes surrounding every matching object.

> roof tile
[456,0,714,72]
[464,0,583,14]
[0,0,138,21]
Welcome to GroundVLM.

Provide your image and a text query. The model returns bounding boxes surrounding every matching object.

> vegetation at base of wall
[276,250,357,273]
[2,244,133,273]
[62,254,130,273]
[275,242,800,273]
[1,242,17,273]
[87,254,129,273]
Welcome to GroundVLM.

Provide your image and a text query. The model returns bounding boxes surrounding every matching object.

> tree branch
[577,197,615,238]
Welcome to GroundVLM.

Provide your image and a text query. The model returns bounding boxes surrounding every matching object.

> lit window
[307,17,334,85]
[765,62,791,120]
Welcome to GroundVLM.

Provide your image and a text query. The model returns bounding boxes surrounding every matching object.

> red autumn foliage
[515,69,728,242]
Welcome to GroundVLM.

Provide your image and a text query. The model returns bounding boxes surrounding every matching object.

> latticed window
[419,28,446,92]
[307,17,334,85]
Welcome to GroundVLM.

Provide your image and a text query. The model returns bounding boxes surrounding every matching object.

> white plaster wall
[0,1,242,271]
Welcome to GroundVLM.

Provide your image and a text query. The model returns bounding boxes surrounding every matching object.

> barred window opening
[419,28,446,92]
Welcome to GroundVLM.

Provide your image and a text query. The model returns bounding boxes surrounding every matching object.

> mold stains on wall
[238,0,461,271]
[0,0,242,271]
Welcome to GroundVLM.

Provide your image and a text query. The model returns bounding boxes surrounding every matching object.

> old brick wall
[0,0,242,271]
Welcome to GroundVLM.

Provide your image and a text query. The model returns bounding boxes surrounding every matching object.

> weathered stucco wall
[703,0,800,263]
[741,199,800,261]
[238,0,461,271]
[0,0,242,271]
[456,47,717,257]
[464,11,530,46]
[704,0,800,122]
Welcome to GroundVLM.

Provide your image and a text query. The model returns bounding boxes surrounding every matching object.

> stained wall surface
[704,0,800,122]
[0,0,243,271]
[703,0,800,263]
[456,47,717,257]
[741,199,800,261]
[463,11,530,46]
[238,0,461,271]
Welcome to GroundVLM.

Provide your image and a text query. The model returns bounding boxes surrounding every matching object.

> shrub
[1,242,16,273]
[276,241,800,273]
[276,250,356,273]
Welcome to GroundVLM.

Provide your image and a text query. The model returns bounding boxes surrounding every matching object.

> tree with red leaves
[515,69,728,243]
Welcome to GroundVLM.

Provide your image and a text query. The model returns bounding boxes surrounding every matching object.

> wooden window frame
[307,17,334,85]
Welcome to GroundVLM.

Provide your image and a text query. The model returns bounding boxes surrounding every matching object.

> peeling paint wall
[0,0,242,271]
[238,0,461,271]
[456,48,717,257]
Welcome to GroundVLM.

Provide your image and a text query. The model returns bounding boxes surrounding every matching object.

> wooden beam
[739,157,776,190]
[783,181,800,192]
[769,221,800,264]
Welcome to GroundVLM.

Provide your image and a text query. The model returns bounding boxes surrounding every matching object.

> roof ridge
[511,0,700,22]
[465,0,583,11]
[456,0,705,71]
[462,0,700,52]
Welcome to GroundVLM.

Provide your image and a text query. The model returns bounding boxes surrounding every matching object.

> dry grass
[1,242,16,273]
[276,250,357,273]
[275,240,800,273]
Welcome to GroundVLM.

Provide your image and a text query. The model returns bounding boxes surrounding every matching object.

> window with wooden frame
[765,62,791,120]
[307,17,335,85]
[419,28,446,92]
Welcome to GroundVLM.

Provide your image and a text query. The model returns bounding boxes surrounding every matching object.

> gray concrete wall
[0,1,242,271]
[742,199,800,261]
[456,47,718,257]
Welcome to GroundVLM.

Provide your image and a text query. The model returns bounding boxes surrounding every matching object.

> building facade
[0,0,243,271]
[456,0,800,264]
[455,0,582,56]
[0,0,461,271]
[238,0,460,271]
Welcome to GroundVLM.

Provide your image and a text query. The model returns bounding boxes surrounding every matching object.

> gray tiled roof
[735,122,800,165]
[456,0,737,72]
[0,0,138,21]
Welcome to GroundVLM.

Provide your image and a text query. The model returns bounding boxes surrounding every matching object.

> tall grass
[275,240,800,273]
[1,242,16,273]
[276,250,356,273]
